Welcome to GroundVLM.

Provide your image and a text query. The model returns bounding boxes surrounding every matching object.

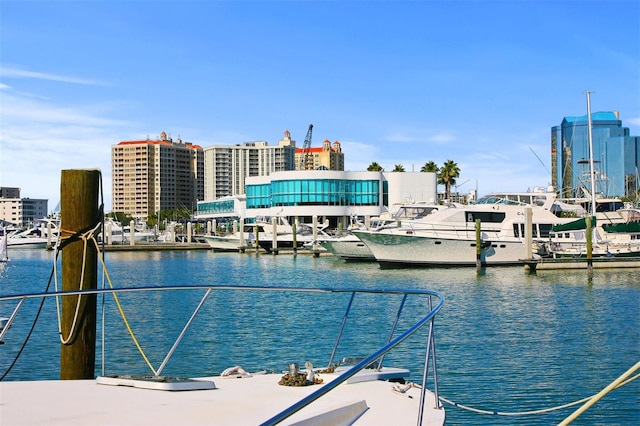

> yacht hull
[320,236,374,261]
[355,231,527,267]
[202,233,254,251]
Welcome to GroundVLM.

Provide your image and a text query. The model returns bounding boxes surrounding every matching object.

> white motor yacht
[354,187,578,267]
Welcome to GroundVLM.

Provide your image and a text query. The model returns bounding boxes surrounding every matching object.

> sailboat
[545,92,640,259]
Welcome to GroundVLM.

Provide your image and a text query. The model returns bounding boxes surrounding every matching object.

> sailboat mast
[586,90,597,216]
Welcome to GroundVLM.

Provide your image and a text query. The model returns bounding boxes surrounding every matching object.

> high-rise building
[111,132,204,220]
[551,111,640,199]
[295,139,344,171]
[203,130,297,201]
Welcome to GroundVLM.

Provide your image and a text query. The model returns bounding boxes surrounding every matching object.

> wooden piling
[586,216,593,274]
[475,219,482,271]
[60,169,99,380]
[254,224,260,254]
[271,218,279,255]
[292,222,297,255]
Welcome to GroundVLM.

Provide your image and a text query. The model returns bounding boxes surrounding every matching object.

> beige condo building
[203,129,345,201]
[203,130,297,201]
[294,138,344,171]
[111,132,204,220]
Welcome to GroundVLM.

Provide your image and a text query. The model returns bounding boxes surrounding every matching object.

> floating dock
[523,256,640,271]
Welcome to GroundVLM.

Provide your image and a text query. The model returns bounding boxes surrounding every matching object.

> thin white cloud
[0,91,132,211]
[385,131,456,144]
[0,65,104,86]
[426,133,456,143]
[2,92,128,127]
[627,117,640,128]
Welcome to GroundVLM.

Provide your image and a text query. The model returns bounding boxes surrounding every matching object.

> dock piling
[60,169,99,380]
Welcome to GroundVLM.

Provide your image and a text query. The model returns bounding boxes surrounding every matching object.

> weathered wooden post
[254,224,260,254]
[60,169,99,380]
[292,222,297,255]
[238,219,245,252]
[271,217,279,255]
[586,215,593,274]
[129,219,135,246]
[106,221,113,245]
[525,207,533,260]
[312,215,319,257]
[475,219,482,271]
[46,221,54,249]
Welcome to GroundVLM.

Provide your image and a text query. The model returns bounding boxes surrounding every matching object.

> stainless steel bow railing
[0,285,444,425]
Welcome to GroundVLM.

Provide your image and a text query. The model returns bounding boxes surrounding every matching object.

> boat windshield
[475,196,525,206]
[475,194,549,207]
[393,206,439,220]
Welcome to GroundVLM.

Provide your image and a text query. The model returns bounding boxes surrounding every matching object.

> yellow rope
[91,237,158,375]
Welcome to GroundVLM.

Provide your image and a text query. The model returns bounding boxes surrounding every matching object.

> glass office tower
[551,111,640,199]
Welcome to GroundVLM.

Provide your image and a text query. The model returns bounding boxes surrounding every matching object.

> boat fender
[221,366,251,378]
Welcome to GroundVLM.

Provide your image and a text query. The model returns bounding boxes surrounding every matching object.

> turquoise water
[0,248,638,425]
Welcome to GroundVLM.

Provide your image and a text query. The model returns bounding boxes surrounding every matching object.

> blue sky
[1,0,639,213]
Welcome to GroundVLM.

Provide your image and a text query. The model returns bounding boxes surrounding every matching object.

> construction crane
[300,124,314,170]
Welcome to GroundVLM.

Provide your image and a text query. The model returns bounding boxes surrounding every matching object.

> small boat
[202,232,253,251]
[320,232,372,260]
[6,227,52,249]
[202,224,263,252]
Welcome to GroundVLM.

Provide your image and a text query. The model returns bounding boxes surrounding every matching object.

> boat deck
[0,369,445,425]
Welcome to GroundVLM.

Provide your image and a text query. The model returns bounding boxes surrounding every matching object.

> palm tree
[367,162,384,171]
[420,161,439,173]
[438,160,460,200]
[392,164,405,172]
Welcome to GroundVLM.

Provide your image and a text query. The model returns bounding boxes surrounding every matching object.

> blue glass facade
[246,178,382,209]
[552,112,639,198]
[197,199,236,215]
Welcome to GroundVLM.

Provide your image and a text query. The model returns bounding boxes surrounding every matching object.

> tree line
[367,160,461,200]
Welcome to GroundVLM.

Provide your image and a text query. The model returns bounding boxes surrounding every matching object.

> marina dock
[523,256,640,271]
[102,242,210,252]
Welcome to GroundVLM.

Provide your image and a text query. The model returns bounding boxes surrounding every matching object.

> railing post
[377,294,407,370]
[327,292,355,367]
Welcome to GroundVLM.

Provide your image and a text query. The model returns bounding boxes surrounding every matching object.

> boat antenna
[529,146,551,175]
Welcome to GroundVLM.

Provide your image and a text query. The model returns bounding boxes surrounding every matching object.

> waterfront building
[294,138,344,171]
[203,130,297,201]
[196,170,437,229]
[551,111,640,199]
[111,132,204,220]
[0,187,48,226]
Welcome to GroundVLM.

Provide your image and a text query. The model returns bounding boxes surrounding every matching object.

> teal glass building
[551,111,640,199]
[196,170,438,228]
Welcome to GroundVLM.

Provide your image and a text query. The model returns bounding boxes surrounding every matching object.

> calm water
[0,248,638,425]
